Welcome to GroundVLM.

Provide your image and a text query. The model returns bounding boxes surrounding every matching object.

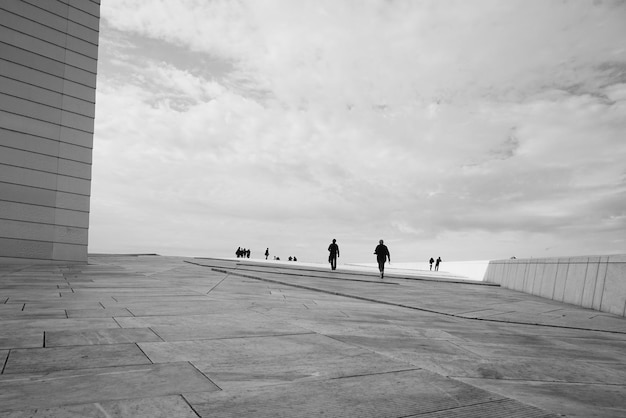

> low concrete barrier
[483,255,626,317]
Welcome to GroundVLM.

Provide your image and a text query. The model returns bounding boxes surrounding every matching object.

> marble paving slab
[0,331,43,350]
[460,378,626,418]
[116,313,311,341]
[184,369,558,417]
[140,333,418,389]
[125,301,245,316]
[102,295,221,305]
[3,343,152,374]
[330,334,477,357]
[2,292,67,303]
[65,307,134,318]
[0,318,119,334]
[459,341,624,362]
[0,395,199,418]
[0,362,219,412]
[0,309,67,320]
[45,328,163,347]
[21,301,112,310]
[0,305,23,313]
[412,355,626,385]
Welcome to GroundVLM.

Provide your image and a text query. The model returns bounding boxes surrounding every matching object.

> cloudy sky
[88,0,626,264]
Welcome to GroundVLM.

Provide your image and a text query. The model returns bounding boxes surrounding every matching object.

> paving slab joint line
[187,361,223,391]
[1,350,10,374]
[206,274,230,294]
[460,376,626,387]
[208,266,626,335]
[180,394,203,418]
[112,316,126,329]
[134,342,155,365]
[173,331,318,342]
[329,367,421,380]
[145,327,166,342]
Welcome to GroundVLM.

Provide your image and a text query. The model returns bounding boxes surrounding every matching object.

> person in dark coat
[328,239,340,270]
[374,239,390,278]
[265,248,269,260]
[435,256,442,271]
[429,257,434,271]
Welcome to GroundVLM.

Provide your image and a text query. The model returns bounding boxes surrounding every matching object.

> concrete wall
[0,0,100,263]
[484,255,626,317]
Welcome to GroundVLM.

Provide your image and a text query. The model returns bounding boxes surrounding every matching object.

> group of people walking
[235,247,250,258]
[429,256,442,271]
[327,238,391,278]
[328,239,442,279]
[246,241,441,279]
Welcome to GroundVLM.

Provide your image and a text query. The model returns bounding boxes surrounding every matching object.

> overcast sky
[88,0,626,264]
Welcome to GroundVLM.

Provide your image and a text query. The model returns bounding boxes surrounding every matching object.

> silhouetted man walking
[435,256,441,271]
[374,239,390,278]
[328,239,339,270]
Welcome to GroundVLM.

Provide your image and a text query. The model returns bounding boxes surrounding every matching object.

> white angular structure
[484,255,626,317]
[0,0,100,263]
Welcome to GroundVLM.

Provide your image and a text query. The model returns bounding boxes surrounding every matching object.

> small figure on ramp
[374,239,390,278]
[328,239,340,270]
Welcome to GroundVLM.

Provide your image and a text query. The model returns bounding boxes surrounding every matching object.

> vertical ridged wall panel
[484,255,626,317]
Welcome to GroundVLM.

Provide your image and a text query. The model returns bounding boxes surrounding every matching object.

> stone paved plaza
[1,255,625,417]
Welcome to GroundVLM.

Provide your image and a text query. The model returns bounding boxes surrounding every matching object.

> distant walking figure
[429,257,434,271]
[435,256,441,271]
[265,248,269,260]
[328,239,340,270]
[374,239,390,278]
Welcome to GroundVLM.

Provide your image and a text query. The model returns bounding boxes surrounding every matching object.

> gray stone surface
[0,395,199,418]
[185,369,554,418]
[45,327,162,347]
[65,307,134,318]
[142,333,415,390]
[0,362,218,411]
[1,255,625,416]
[0,330,43,350]
[3,343,151,374]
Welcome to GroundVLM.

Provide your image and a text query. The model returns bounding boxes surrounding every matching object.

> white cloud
[90,0,626,263]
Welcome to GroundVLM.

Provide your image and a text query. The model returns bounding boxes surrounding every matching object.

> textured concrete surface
[1,255,625,417]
